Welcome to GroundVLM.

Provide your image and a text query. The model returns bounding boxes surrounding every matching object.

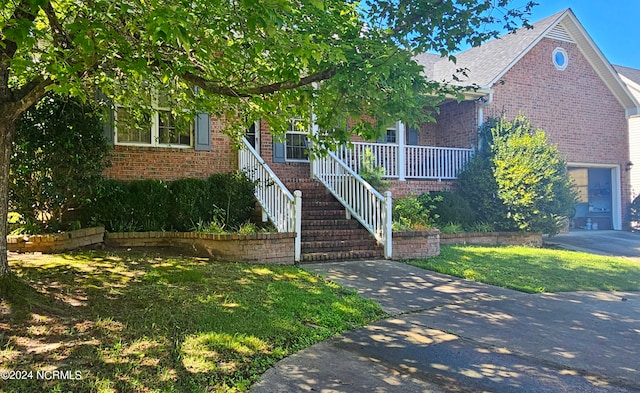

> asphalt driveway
[545,229,640,258]
[251,260,640,393]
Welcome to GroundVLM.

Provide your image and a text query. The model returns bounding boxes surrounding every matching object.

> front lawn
[0,251,386,393]
[407,245,640,293]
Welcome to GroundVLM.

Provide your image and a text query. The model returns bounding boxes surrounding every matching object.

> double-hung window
[115,91,193,148]
[285,118,309,161]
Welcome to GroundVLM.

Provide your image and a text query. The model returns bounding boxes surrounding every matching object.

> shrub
[457,114,576,234]
[88,172,255,232]
[168,178,212,231]
[392,195,438,230]
[426,191,476,228]
[10,94,110,233]
[87,179,134,232]
[438,222,464,234]
[206,171,256,229]
[127,180,172,231]
[359,148,390,191]
[491,115,576,234]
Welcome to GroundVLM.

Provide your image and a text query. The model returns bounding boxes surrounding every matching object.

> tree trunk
[0,118,15,276]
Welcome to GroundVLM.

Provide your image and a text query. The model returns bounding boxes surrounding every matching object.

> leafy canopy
[1,0,536,146]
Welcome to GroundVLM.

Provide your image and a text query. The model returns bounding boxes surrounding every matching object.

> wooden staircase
[284,179,384,262]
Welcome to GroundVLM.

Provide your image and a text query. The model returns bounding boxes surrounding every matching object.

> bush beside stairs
[284,179,384,262]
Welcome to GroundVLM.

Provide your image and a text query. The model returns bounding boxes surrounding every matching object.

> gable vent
[546,24,575,43]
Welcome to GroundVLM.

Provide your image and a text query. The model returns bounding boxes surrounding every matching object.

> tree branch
[42,1,74,50]
[7,77,53,122]
[182,67,337,97]
[0,0,38,61]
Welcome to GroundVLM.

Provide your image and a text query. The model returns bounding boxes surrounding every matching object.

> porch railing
[336,142,399,178]
[238,138,302,263]
[338,142,474,180]
[312,151,392,259]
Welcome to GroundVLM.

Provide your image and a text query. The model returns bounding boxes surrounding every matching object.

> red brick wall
[389,179,456,198]
[484,37,630,220]
[434,100,479,148]
[258,120,311,182]
[485,38,628,167]
[103,117,236,181]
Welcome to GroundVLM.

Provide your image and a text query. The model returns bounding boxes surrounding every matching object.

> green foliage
[9,94,110,233]
[457,118,513,231]
[358,148,390,191]
[457,114,577,235]
[438,222,464,234]
[467,222,496,233]
[427,191,476,229]
[491,115,576,234]
[88,172,255,232]
[168,178,213,231]
[207,172,257,229]
[392,193,441,231]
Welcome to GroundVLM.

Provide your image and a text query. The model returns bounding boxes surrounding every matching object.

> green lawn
[0,251,386,393]
[407,245,640,293]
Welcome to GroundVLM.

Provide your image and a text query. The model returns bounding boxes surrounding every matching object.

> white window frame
[552,47,568,71]
[385,126,398,144]
[115,92,194,148]
[285,118,310,162]
[246,120,260,154]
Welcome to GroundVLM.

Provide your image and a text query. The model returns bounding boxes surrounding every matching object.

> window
[115,91,193,147]
[285,118,309,161]
[245,121,259,152]
[552,47,568,70]
[385,127,397,143]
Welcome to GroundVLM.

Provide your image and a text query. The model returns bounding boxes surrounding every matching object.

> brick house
[615,65,640,204]
[102,8,639,260]
[413,9,640,230]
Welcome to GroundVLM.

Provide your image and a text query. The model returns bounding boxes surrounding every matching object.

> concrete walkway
[251,260,640,393]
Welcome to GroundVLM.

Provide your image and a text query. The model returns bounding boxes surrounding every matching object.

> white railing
[336,142,399,178]
[238,138,302,262]
[312,151,392,259]
[405,145,474,179]
[339,142,474,180]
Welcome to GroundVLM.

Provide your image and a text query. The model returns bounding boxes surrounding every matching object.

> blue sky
[506,0,639,68]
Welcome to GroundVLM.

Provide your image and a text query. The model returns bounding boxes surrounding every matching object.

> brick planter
[440,232,542,247]
[105,232,295,264]
[7,227,105,253]
[392,229,440,260]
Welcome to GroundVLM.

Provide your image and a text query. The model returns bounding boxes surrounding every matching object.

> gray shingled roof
[417,9,568,87]
[616,65,640,86]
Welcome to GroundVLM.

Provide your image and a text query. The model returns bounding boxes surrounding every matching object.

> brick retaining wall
[105,232,295,264]
[7,227,105,253]
[392,230,440,260]
[440,232,542,247]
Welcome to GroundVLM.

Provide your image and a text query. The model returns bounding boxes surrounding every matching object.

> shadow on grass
[1,250,385,392]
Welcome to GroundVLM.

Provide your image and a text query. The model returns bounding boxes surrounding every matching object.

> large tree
[0,0,535,275]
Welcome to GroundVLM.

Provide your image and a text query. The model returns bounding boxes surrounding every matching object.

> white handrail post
[397,120,406,181]
[384,190,393,259]
[294,190,302,263]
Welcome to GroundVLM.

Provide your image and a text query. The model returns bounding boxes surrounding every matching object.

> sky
[504,0,640,68]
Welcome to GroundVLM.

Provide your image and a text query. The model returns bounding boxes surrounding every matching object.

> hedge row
[87,172,256,232]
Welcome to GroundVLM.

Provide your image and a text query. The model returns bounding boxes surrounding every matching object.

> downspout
[476,91,493,152]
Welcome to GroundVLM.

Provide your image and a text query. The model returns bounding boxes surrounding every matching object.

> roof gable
[416,9,640,116]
